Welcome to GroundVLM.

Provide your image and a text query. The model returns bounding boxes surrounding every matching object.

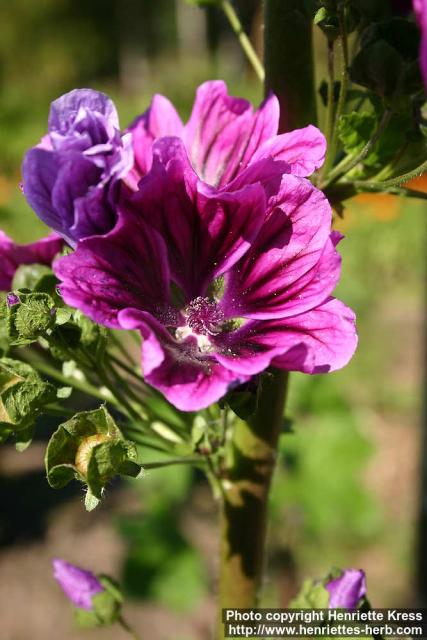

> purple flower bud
[22,89,133,246]
[52,558,104,610]
[6,293,20,307]
[326,569,367,609]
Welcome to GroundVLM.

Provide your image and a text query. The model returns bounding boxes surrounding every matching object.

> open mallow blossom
[127,80,326,189]
[55,138,357,411]
[326,569,367,609]
[22,89,133,246]
[53,558,104,610]
[0,231,63,291]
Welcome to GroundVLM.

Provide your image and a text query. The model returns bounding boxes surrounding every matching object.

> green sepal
[45,406,143,508]
[289,578,330,609]
[73,574,123,628]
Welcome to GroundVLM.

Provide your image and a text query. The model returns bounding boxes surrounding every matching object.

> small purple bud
[326,569,366,609]
[52,558,104,610]
[6,293,20,307]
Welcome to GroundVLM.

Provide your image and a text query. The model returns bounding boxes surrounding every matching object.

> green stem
[319,39,336,182]
[218,371,289,635]
[369,159,427,188]
[118,615,143,640]
[352,180,427,201]
[29,358,119,407]
[264,0,317,131]
[143,456,205,470]
[221,0,265,83]
[324,5,349,175]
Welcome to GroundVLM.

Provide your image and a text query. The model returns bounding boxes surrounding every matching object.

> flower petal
[128,94,184,178]
[127,138,266,301]
[54,215,171,328]
[251,124,327,177]
[216,298,357,375]
[0,231,64,291]
[118,308,244,411]
[48,89,119,133]
[221,174,332,320]
[183,80,279,187]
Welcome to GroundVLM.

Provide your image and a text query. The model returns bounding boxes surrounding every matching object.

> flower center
[175,297,225,353]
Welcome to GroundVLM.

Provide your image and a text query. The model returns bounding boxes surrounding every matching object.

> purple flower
[326,569,367,609]
[0,230,64,291]
[53,558,104,610]
[414,0,427,87]
[54,139,357,411]
[127,80,326,189]
[22,89,133,246]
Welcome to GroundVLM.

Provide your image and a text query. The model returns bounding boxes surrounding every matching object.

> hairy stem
[217,371,289,636]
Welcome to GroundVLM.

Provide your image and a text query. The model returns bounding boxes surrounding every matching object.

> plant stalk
[217,370,289,636]
[264,0,317,131]
[221,0,265,83]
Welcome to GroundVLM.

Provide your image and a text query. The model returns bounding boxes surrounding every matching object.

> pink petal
[216,298,357,375]
[54,214,171,328]
[251,125,327,177]
[127,137,266,301]
[183,80,279,187]
[221,174,332,320]
[128,94,183,180]
[0,231,64,291]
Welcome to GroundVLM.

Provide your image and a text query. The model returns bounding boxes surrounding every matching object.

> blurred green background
[0,1,425,639]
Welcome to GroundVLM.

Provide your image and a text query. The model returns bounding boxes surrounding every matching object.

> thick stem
[218,371,289,635]
[264,0,317,131]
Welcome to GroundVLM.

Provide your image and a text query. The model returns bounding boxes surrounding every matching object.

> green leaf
[5,291,56,346]
[0,357,56,446]
[338,112,376,156]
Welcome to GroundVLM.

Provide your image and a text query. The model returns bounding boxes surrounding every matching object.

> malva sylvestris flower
[0,231,63,292]
[414,0,427,87]
[127,80,327,189]
[22,89,133,246]
[52,558,104,610]
[55,137,357,411]
[326,569,367,609]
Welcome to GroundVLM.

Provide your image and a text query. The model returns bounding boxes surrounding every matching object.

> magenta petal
[251,125,327,177]
[118,309,244,411]
[129,94,183,178]
[217,298,357,376]
[52,558,104,611]
[327,569,367,609]
[0,230,64,291]
[183,81,279,187]
[221,175,332,320]
[272,298,357,373]
[129,138,266,300]
[54,215,171,328]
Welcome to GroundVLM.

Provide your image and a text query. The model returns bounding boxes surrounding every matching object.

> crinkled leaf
[0,358,56,444]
